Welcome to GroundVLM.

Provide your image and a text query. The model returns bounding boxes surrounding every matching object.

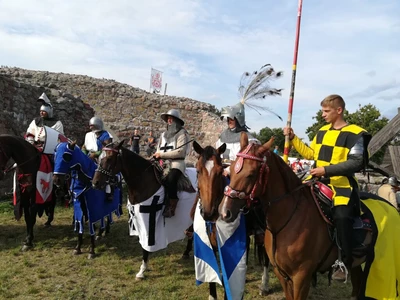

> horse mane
[0,134,40,157]
[270,152,302,189]
[120,146,152,170]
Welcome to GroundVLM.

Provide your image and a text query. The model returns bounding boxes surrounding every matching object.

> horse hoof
[95,235,102,241]
[259,288,272,296]
[135,276,144,281]
[88,253,95,259]
[73,249,82,255]
[181,253,190,260]
[21,245,32,252]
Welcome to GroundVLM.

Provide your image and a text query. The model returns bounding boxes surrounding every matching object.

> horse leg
[274,270,294,300]
[350,266,363,300]
[136,249,149,280]
[208,282,217,300]
[182,236,193,259]
[95,223,104,241]
[44,199,56,227]
[259,247,271,296]
[22,203,37,251]
[88,235,96,259]
[73,233,83,255]
[105,216,111,235]
[292,274,312,300]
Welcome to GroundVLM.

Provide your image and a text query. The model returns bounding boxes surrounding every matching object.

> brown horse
[92,140,195,279]
[0,134,57,250]
[218,133,400,300]
[193,141,271,299]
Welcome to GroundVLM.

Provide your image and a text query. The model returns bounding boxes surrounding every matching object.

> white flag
[150,68,163,93]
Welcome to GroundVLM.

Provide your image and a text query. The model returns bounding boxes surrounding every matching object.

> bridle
[96,147,120,179]
[223,143,270,208]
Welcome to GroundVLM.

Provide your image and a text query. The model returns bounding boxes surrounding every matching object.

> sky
[0,0,399,142]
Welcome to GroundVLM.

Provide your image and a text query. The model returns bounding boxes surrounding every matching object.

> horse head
[219,132,275,223]
[92,140,123,190]
[0,135,40,181]
[193,141,226,221]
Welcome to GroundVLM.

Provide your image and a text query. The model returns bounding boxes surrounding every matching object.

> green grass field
[0,201,351,299]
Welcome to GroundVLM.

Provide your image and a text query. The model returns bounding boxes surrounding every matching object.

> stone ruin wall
[0,67,226,194]
[0,67,225,150]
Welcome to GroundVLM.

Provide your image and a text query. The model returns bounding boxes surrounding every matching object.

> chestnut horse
[218,133,400,300]
[193,141,271,299]
[0,134,57,250]
[92,140,195,279]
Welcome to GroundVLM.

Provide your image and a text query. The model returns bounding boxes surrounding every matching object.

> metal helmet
[38,93,51,104]
[40,103,53,118]
[89,116,104,132]
[220,102,245,127]
[161,109,184,125]
[388,176,400,187]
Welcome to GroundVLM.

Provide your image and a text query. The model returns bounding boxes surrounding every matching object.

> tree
[252,127,301,157]
[305,104,389,163]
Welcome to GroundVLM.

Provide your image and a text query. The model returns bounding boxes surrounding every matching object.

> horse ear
[193,140,203,155]
[68,141,76,150]
[117,140,125,150]
[217,143,226,155]
[240,132,249,149]
[259,136,275,153]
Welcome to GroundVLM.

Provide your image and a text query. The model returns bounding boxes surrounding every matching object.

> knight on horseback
[216,101,266,243]
[284,94,372,282]
[82,116,113,162]
[217,101,260,175]
[153,109,190,218]
[25,92,64,147]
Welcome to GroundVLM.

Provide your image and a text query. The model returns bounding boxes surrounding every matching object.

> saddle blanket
[13,154,53,206]
[193,202,247,300]
[127,168,197,252]
[360,197,400,299]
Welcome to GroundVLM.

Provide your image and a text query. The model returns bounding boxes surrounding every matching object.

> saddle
[151,158,196,194]
[311,180,373,252]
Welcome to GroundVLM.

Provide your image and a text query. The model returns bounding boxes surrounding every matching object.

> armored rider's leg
[163,169,181,218]
[332,205,354,282]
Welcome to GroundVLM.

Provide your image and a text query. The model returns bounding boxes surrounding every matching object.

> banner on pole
[150,68,163,94]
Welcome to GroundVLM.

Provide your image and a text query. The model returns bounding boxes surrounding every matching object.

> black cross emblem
[139,195,164,246]
[160,143,173,152]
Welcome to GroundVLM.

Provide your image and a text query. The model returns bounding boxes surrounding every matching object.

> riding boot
[163,198,179,218]
[332,217,354,282]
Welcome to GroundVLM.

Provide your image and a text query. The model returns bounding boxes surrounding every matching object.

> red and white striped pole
[283,0,303,163]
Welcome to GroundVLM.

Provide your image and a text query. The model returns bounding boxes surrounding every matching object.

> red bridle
[223,143,270,207]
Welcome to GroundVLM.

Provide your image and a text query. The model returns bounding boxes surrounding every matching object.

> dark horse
[193,141,271,299]
[218,133,400,300]
[53,141,122,259]
[92,140,196,279]
[0,134,57,250]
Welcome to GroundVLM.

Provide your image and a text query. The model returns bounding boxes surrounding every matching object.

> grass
[0,201,351,299]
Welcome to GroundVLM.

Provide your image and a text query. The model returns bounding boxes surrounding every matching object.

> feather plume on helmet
[238,63,283,122]
[221,64,283,129]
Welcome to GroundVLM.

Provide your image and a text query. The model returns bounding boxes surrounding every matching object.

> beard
[164,121,182,140]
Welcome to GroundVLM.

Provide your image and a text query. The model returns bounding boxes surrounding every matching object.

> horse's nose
[92,180,100,189]
[220,209,232,222]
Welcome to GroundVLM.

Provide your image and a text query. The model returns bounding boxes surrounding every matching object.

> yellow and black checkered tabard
[312,124,367,206]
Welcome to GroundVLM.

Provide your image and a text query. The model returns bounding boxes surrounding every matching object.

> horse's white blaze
[205,160,214,176]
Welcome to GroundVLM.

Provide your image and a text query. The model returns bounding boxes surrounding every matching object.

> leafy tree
[305,104,389,163]
[252,127,301,157]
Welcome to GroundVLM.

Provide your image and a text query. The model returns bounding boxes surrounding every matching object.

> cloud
[0,0,399,145]
[348,80,399,98]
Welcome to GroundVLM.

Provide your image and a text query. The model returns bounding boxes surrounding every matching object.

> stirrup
[331,259,349,283]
